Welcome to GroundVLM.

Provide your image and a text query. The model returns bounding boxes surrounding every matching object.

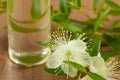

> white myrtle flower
[81,54,108,80]
[80,54,120,80]
[46,28,90,77]
[46,40,90,77]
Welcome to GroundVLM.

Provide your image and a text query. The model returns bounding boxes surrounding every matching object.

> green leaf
[101,52,119,61]
[94,8,110,30]
[44,68,66,76]
[88,72,106,80]
[105,0,120,11]
[31,0,42,19]
[112,21,120,28]
[89,35,101,56]
[64,61,87,73]
[71,22,87,31]
[112,28,120,32]
[38,41,55,49]
[67,0,81,10]
[52,13,69,21]
[74,0,81,8]
[8,0,13,13]
[55,21,81,32]
[82,26,94,33]
[111,21,120,32]
[109,10,120,16]
[13,52,43,64]
[9,19,50,33]
[10,12,48,24]
[0,1,7,9]
[93,0,99,10]
[97,0,105,16]
[59,0,71,14]
[103,34,120,50]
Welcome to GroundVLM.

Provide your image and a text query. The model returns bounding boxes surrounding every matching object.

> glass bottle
[7,0,51,67]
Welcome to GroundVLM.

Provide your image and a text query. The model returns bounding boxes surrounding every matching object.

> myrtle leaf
[0,1,7,9]
[31,0,42,19]
[13,53,43,64]
[59,0,71,14]
[55,21,81,32]
[94,8,110,30]
[105,0,120,11]
[38,41,55,49]
[88,72,105,80]
[101,52,119,61]
[89,35,101,56]
[71,22,87,32]
[44,68,66,76]
[112,27,120,32]
[112,21,120,28]
[8,0,13,13]
[9,19,49,33]
[109,10,120,16]
[111,21,120,32]
[103,34,120,50]
[93,0,99,10]
[64,61,87,73]
[74,0,81,9]
[52,13,69,21]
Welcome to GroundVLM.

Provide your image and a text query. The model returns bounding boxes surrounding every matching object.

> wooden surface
[0,29,75,80]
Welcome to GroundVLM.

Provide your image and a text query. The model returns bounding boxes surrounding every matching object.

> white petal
[72,51,90,67]
[81,75,92,80]
[46,48,65,68]
[46,56,62,68]
[67,40,90,67]
[61,63,78,77]
[89,56,107,77]
[68,40,87,52]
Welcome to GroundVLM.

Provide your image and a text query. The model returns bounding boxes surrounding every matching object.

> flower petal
[67,40,90,67]
[81,75,92,80]
[46,48,65,68]
[72,51,90,67]
[46,56,62,68]
[89,56,107,77]
[68,40,87,52]
[61,63,78,77]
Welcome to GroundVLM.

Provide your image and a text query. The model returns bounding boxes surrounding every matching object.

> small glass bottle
[7,0,51,67]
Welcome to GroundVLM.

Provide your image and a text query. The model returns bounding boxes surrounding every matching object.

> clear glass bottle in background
[7,0,51,67]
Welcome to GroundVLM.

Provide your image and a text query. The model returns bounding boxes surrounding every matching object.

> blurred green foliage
[51,0,120,58]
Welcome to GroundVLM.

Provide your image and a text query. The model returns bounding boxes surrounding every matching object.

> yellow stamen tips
[106,57,120,79]
[50,28,88,50]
